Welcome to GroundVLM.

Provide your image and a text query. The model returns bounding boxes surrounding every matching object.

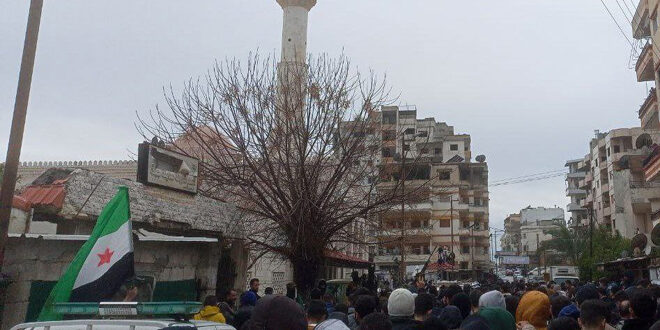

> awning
[324,249,371,269]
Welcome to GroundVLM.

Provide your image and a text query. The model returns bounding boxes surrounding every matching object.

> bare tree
[138,53,429,296]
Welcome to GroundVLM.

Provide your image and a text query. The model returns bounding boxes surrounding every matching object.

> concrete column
[276,0,317,64]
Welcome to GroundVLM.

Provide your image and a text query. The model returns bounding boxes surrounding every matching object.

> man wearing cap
[387,288,420,330]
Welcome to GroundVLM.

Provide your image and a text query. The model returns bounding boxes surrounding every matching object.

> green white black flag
[39,186,134,321]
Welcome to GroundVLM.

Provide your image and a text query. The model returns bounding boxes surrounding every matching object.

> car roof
[11,319,236,330]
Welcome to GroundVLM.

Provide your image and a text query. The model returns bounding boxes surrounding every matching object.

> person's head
[244,295,307,330]
[322,293,334,304]
[516,290,551,329]
[318,279,327,292]
[387,288,415,318]
[548,316,580,330]
[414,293,434,321]
[624,270,635,284]
[359,312,392,330]
[468,289,481,314]
[599,277,607,287]
[240,291,258,307]
[286,282,297,299]
[478,307,516,330]
[311,288,323,300]
[334,303,348,314]
[421,317,449,330]
[576,284,600,307]
[354,295,377,321]
[630,289,656,319]
[550,294,571,318]
[505,294,519,318]
[478,290,506,309]
[264,287,274,295]
[249,278,260,292]
[307,299,328,324]
[438,305,463,329]
[450,292,471,320]
[224,289,238,304]
[349,287,371,306]
[579,299,610,330]
[203,295,218,307]
[442,284,463,305]
[638,279,651,288]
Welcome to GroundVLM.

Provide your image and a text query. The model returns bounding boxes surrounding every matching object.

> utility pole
[0,0,44,268]
[589,207,594,281]
[399,133,406,286]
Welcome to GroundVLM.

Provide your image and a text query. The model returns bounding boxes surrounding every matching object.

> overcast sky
[0,1,649,237]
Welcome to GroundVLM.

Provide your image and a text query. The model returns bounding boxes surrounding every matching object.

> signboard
[500,256,530,265]
[137,143,199,194]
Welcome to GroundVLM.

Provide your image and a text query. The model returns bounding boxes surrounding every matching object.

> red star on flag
[97,247,114,267]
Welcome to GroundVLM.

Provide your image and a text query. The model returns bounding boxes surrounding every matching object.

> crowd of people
[191,272,660,330]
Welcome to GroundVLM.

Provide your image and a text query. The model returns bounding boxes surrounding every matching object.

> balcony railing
[636,43,655,82]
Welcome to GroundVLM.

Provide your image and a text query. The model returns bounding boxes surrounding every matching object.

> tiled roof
[13,183,67,211]
[324,249,371,268]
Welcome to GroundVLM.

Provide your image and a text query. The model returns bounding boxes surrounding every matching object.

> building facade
[500,213,521,254]
[565,128,660,238]
[519,206,565,256]
[632,0,660,233]
[351,106,489,280]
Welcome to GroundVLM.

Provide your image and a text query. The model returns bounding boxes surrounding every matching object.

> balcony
[633,0,651,39]
[644,146,660,182]
[603,206,612,217]
[639,88,658,130]
[566,171,586,179]
[567,203,585,212]
[373,254,430,265]
[566,188,587,196]
[376,227,432,237]
[636,43,655,82]
[601,183,610,194]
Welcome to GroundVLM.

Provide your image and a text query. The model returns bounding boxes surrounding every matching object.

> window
[420,148,429,154]
[418,130,428,137]
[607,148,611,157]
[272,272,286,294]
[462,246,470,254]
[460,262,469,269]
[438,170,451,180]
[403,144,410,151]
[614,145,621,153]
[450,144,459,151]
[404,128,415,135]
[383,130,396,141]
[382,148,393,157]
[522,233,526,239]
[434,148,442,155]
[439,219,450,227]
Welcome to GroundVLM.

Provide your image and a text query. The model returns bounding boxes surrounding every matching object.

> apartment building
[565,159,588,226]
[519,206,564,256]
[633,0,660,232]
[500,213,521,254]
[565,128,660,237]
[354,106,490,280]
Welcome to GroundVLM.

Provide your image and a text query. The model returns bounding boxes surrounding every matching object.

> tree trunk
[292,255,321,302]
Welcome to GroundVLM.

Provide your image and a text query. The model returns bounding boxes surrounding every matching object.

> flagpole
[0,0,44,270]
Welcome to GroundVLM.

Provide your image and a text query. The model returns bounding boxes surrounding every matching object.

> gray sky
[0,0,648,236]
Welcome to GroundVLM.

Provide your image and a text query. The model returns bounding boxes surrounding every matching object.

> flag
[38,186,134,321]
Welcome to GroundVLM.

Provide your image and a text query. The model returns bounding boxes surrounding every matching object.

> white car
[11,319,236,330]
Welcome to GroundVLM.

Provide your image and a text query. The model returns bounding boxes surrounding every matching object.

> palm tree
[538,221,582,266]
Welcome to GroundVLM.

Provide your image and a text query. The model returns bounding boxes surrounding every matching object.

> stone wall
[1,236,221,329]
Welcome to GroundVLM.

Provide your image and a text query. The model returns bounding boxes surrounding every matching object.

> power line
[490,172,566,187]
[614,0,633,22]
[490,169,567,184]
[599,0,638,50]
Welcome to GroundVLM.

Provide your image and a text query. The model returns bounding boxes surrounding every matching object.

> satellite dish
[651,223,660,246]
[476,155,486,163]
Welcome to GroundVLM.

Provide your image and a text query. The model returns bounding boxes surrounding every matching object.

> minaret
[276,0,317,65]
